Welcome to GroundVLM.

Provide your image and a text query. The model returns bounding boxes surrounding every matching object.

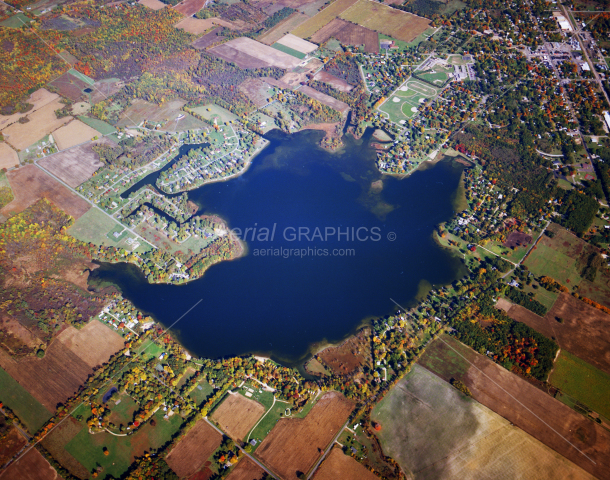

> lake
[90,128,467,364]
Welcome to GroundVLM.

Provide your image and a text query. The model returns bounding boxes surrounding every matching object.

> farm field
[379,79,437,124]
[310,18,378,53]
[66,409,184,480]
[372,363,593,480]
[38,138,107,187]
[51,119,100,151]
[313,446,377,480]
[1,99,72,151]
[298,85,350,114]
[191,103,239,124]
[0,367,52,434]
[275,33,318,54]
[291,0,360,39]
[0,424,26,466]
[210,37,303,69]
[165,418,223,478]
[225,456,266,480]
[238,78,277,108]
[339,0,430,42]
[210,392,266,442]
[68,208,137,252]
[77,116,117,136]
[48,70,90,103]
[174,0,207,16]
[418,335,610,480]
[258,12,310,45]
[116,98,187,128]
[0,321,123,412]
[0,143,19,170]
[505,292,610,376]
[0,89,59,131]
[0,165,91,220]
[0,447,60,480]
[313,70,353,92]
[255,391,353,480]
[549,350,610,420]
[41,416,89,479]
[175,16,215,35]
[272,42,307,59]
[137,0,167,10]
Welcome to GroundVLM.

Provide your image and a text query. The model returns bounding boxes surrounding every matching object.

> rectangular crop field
[38,139,105,187]
[210,392,266,442]
[0,142,19,170]
[313,447,378,480]
[174,0,207,16]
[291,0,360,39]
[165,418,223,478]
[418,335,610,480]
[210,37,303,69]
[78,116,117,136]
[138,0,167,10]
[258,12,310,45]
[299,85,350,114]
[549,350,610,419]
[225,456,266,480]
[310,18,378,53]
[339,0,430,43]
[255,391,353,480]
[0,367,52,434]
[275,33,318,54]
[372,363,593,480]
[272,42,307,59]
[41,416,90,479]
[0,447,60,480]
[50,119,100,151]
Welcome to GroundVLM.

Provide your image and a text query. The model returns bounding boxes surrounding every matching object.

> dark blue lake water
[90,129,467,364]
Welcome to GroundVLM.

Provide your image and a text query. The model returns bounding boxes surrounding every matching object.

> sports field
[378,79,438,124]
[549,350,610,419]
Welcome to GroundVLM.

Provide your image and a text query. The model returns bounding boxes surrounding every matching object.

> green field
[0,13,31,28]
[68,68,95,86]
[65,409,183,480]
[78,116,117,135]
[371,363,591,479]
[188,379,214,406]
[271,42,306,59]
[0,367,52,434]
[524,243,580,285]
[107,393,139,427]
[135,338,166,361]
[378,80,438,124]
[190,104,238,125]
[549,350,610,419]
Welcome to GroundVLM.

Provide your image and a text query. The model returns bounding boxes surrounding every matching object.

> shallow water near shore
[90,128,467,365]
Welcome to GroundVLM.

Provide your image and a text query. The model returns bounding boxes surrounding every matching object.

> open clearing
[339,0,430,42]
[313,446,378,480]
[258,12,310,45]
[238,78,277,108]
[549,349,610,420]
[292,0,359,39]
[372,363,594,480]
[38,139,108,188]
[0,447,60,480]
[313,70,353,92]
[418,335,610,480]
[298,85,350,114]
[41,416,89,479]
[225,456,266,480]
[137,0,167,10]
[52,119,100,151]
[210,37,303,69]
[1,99,72,151]
[256,391,353,480]
[165,418,223,478]
[174,0,206,16]
[1,165,90,220]
[48,70,90,102]
[310,18,378,53]
[505,292,610,376]
[0,321,123,411]
[211,393,266,442]
[0,425,27,466]
[0,89,58,131]
[0,143,19,170]
[175,16,215,35]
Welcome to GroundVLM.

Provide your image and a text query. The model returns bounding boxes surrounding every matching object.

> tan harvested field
[0,89,59,131]
[211,393,265,442]
[165,418,223,478]
[310,18,378,53]
[0,142,19,169]
[225,456,266,480]
[41,416,89,479]
[138,0,167,10]
[210,37,302,69]
[2,100,73,151]
[116,98,186,128]
[238,78,274,107]
[0,447,61,480]
[276,33,318,53]
[313,70,353,92]
[292,0,359,39]
[506,293,610,376]
[419,335,610,480]
[0,321,123,411]
[1,165,90,220]
[175,16,215,35]
[258,12,310,45]
[256,391,354,480]
[299,85,350,114]
[174,0,206,15]
[38,138,109,188]
[339,0,430,42]
[313,447,377,480]
[52,120,100,151]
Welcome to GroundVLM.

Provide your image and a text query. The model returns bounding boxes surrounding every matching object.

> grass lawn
[190,104,238,125]
[523,243,580,285]
[0,367,52,434]
[188,379,214,406]
[484,240,529,263]
[135,338,166,361]
[65,409,183,479]
[68,208,134,251]
[78,116,117,135]
[549,350,610,419]
[0,13,31,28]
[108,393,139,427]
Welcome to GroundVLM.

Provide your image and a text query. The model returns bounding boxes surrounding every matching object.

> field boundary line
[437,336,598,465]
